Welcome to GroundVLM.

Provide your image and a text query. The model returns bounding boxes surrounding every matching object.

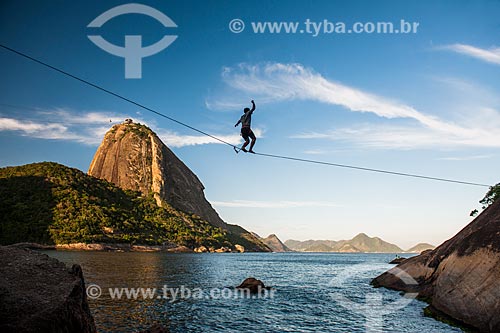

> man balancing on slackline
[234,100,257,153]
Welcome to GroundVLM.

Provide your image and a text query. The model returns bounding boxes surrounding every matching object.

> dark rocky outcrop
[389,256,407,264]
[261,234,292,252]
[372,199,500,333]
[88,122,269,252]
[236,277,270,294]
[0,246,96,332]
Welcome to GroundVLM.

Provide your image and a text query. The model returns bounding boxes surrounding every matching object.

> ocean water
[44,251,462,333]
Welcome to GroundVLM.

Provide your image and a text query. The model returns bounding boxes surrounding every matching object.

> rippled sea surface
[44,251,462,333]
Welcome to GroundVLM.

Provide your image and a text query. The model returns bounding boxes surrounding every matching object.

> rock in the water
[372,198,500,333]
[234,244,245,253]
[0,246,96,332]
[236,277,269,294]
[389,256,407,264]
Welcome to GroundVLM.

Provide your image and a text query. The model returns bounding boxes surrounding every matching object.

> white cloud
[437,154,493,161]
[0,117,95,143]
[0,107,259,148]
[157,130,241,148]
[303,149,328,155]
[444,44,500,65]
[212,200,339,208]
[157,128,263,148]
[293,121,500,149]
[0,107,141,145]
[209,62,500,149]
[0,117,66,133]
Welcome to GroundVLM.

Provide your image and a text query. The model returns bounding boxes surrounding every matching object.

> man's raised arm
[250,100,256,112]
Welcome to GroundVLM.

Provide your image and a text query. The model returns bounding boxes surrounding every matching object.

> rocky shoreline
[372,199,500,333]
[8,242,247,253]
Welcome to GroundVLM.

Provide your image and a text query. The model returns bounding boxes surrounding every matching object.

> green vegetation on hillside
[0,162,231,248]
[470,183,500,217]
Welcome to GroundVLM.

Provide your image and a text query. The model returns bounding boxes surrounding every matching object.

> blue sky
[1,0,499,248]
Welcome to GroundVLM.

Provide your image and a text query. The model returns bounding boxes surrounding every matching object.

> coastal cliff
[88,122,225,227]
[87,122,268,251]
[1,122,268,251]
[372,198,500,332]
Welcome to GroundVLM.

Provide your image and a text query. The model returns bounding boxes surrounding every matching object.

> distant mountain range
[285,233,434,253]
[260,234,292,252]
[406,243,435,253]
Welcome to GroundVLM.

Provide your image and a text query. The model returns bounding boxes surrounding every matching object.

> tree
[470,183,500,217]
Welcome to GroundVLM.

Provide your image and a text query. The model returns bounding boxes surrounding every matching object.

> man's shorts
[241,127,256,141]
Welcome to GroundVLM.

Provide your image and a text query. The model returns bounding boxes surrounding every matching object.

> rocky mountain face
[88,122,268,251]
[261,234,292,252]
[285,233,403,253]
[89,122,223,227]
[372,198,500,333]
[0,246,96,332]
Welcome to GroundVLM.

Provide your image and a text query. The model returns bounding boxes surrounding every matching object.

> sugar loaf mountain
[0,121,269,252]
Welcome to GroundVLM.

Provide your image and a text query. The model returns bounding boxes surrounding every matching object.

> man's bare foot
[249,150,255,154]
[241,147,248,153]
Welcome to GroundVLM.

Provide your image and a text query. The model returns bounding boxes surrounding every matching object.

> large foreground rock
[372,199,500,333]
[0,246,96,332]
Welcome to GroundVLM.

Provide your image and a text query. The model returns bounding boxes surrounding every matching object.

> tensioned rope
[0,43,491,188]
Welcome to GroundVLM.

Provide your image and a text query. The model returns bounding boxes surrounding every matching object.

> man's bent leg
[249,131,256,152]
[242,139,249,149]
[241,137,250,152]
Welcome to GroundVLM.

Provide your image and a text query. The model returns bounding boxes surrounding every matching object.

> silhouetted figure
[235,100,256,153]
